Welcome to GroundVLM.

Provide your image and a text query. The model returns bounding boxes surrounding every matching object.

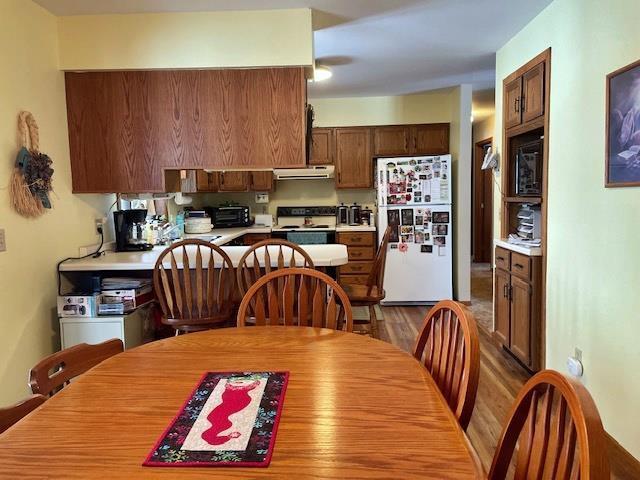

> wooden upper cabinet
[522,62,545,123]
[249,171,274,191]
[372,124,450,156]
[65,68,306,193]
[335,128,372,189]
[373,126,412,156]
[218,171,249,192]
[309,128,334,165]
[413,124,449,155]
[504,77,523,129]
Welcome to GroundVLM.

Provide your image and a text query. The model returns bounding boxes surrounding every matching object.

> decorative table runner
[144,372,289,467]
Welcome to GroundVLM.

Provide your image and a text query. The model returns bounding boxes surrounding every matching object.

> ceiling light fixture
[312,66,332,82]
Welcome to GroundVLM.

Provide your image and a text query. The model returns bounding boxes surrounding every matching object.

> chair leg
[369,305,379,339]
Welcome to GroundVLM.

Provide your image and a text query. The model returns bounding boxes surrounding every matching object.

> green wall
[494,0,640,457]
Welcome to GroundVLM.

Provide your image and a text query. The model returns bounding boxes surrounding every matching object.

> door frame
[472,137,493,263]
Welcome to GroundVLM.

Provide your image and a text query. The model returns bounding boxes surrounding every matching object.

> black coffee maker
[114,209,154,252]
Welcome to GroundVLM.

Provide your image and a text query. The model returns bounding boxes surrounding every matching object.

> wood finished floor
[371,267,637,479]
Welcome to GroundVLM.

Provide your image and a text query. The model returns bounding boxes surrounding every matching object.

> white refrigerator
[376,155,453,304]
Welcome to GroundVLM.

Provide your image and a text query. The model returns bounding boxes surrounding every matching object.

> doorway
[472,138,493,263]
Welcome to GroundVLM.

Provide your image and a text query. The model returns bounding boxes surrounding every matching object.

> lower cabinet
[242,233,271,245]
[336,231,376,286]
[493,246,541,371]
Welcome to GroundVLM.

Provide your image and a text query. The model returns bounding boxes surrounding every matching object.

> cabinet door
[494,268,511,347]
[522,62,545,123]
[249,171,274,191]
[373,126,412,156]
[504,78,523,129]
[335,128,372,189]
[309,128,334,165]
[412,124,450,154]
[218,171,249,191]
[196,170,218,192]
[510,275,532,366]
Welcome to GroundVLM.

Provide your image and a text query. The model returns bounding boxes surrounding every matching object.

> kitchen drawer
[510,252,531,280]
[339,261,373,275]
[339,274,370,286]
[337,232,375,246]
[495,247,511,271]
[347,246,375,261]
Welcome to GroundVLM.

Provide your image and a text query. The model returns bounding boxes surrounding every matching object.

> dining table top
[0,326,484,479]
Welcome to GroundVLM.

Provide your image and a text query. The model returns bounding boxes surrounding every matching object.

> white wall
[494,0,640,457]
[0,0,114,405]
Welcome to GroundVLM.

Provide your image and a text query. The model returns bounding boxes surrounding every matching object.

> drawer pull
[351,252,362,257]
[514,263,524,269]
[496,256,505,261]
[352,236,362,242]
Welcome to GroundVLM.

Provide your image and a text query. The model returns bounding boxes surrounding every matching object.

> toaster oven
[205,206,252,228]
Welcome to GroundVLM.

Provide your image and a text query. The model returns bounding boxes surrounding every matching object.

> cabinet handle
[496,256,505,261]
[514,263,524,270]
[515,97,520,113]
[503,284,509,298]
[351,252,362,257]
[220,172,225,185]
[352,237,362,242]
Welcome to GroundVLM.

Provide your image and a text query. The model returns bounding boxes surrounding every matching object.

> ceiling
[35,0,552,103]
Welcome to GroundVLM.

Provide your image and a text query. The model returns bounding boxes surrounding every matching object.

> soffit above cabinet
[58,9,313,71]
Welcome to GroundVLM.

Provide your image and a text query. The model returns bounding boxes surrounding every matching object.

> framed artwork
[606,58,640,187]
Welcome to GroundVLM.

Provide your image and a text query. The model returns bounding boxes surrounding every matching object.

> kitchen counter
[183,226,271,244]
[60,244,349,271]
[494,238,542,257]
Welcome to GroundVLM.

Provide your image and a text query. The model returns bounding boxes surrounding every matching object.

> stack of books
[98,277,153,315]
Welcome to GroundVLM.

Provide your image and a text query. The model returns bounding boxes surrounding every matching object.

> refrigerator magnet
[434,236,446,246]
[401,208,414,225]
[387,210,400,226]
[421,245,433,253]
[415,231,425,243]
[398,242,409,253]
[432,211,449,223]
[432,224,448,235]
[389,226,400,243]
[390,244,398,249]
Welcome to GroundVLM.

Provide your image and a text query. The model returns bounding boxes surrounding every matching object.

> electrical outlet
[255,193,269,204]
[574,347,582,362]
[0,228,6,252]
[95,217,106,234]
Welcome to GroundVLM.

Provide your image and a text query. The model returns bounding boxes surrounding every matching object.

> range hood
[274,165,334,180]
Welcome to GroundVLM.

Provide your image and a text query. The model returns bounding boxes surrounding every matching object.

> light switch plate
[0,228,6,252]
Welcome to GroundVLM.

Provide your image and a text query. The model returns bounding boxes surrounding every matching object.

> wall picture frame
[606,58,640,187]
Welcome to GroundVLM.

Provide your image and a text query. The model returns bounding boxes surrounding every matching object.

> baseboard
[459,300,472,306]
[607,431,640,478]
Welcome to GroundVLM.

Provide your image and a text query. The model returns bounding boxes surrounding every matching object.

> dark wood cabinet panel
[310,128,334,165]
[522,62,545,123]
[335,128,372,189]
[65,68,306,193]
[249,171,274,191]
[373,126,412,156]
[218,171,249,192]
[494,268,511,347]
[504,78,523,129]
[413,124,450,155]
[510,275,531,366]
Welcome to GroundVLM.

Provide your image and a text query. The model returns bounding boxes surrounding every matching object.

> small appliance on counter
[348,203,362,226]
[204,205,252,228]
[360,207,374,226]
[337,203,349,225]
[254,213,274,227]
[114,209,154,252]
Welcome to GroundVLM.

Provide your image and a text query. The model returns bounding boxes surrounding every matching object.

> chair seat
[342,284,385,305]
[163,304,236,332]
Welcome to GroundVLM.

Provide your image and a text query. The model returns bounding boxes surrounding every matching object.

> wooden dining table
[0,327,484,479]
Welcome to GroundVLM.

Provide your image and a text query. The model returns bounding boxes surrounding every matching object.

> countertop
[60,244,349,271]
[494,238,542,257]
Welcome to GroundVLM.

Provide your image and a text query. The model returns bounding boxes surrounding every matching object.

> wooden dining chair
[237,268,353,332]
[236,239,315,297]
[340,226,392,338]
[29,339,124,397]
[412,300,480,430]
[0,394,46,434]
[154,239,237,333]
[488,370,610,480]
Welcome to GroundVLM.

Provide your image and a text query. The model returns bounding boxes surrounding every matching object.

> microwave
[204,206,252,228]
[515,138,543,196]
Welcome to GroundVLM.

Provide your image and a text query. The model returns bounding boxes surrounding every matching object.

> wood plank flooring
[370,266,638,479]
